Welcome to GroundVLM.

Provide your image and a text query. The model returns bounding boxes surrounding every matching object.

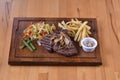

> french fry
[86,25,91,30]
[68,31,76,37]
[71,19,82,25]
[74,21,88,41]
[81,27,86,40]
[67,26,78,30]
[58,19,91,42]
[86,30,91,35]
[77,32,82,42]
[75,18,82,24]
[86,32,89,37]
[61,21,67,28]
[58,23,66,29]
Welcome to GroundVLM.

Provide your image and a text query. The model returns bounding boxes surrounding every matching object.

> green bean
[19,45,25,49]
[29,42,36,50]
[22,39,33,52]
[19,40,31,49]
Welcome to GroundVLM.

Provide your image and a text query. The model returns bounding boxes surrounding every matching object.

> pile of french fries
[58,19,91,42]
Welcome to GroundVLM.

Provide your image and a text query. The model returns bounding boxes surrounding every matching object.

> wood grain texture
[0,0,120,80]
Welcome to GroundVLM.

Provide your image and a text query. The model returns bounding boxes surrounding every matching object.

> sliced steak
[40,34,53,52]
[40,31,78,56]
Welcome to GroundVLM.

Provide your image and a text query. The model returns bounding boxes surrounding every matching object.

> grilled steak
[53,32,78,56]
[53,43,78,56]
[40,34,54,52]
[40,31,78,56]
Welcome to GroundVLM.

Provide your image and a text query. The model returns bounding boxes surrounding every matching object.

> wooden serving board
[8,17,102,66]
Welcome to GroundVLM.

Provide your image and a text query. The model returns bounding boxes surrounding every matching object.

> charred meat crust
[40,31,78,56]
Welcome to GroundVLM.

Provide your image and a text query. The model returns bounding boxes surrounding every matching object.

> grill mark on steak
[40,31,78,56]
[40,34,53,52]
[53,38,78,57]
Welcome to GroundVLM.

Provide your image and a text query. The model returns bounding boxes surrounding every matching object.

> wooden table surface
[0,0,120,80]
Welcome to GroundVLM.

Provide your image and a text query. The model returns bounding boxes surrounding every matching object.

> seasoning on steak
[40,30,78,56]
[52,32,78,56]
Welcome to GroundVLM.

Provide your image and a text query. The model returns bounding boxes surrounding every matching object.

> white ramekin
[80,37,98,52]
